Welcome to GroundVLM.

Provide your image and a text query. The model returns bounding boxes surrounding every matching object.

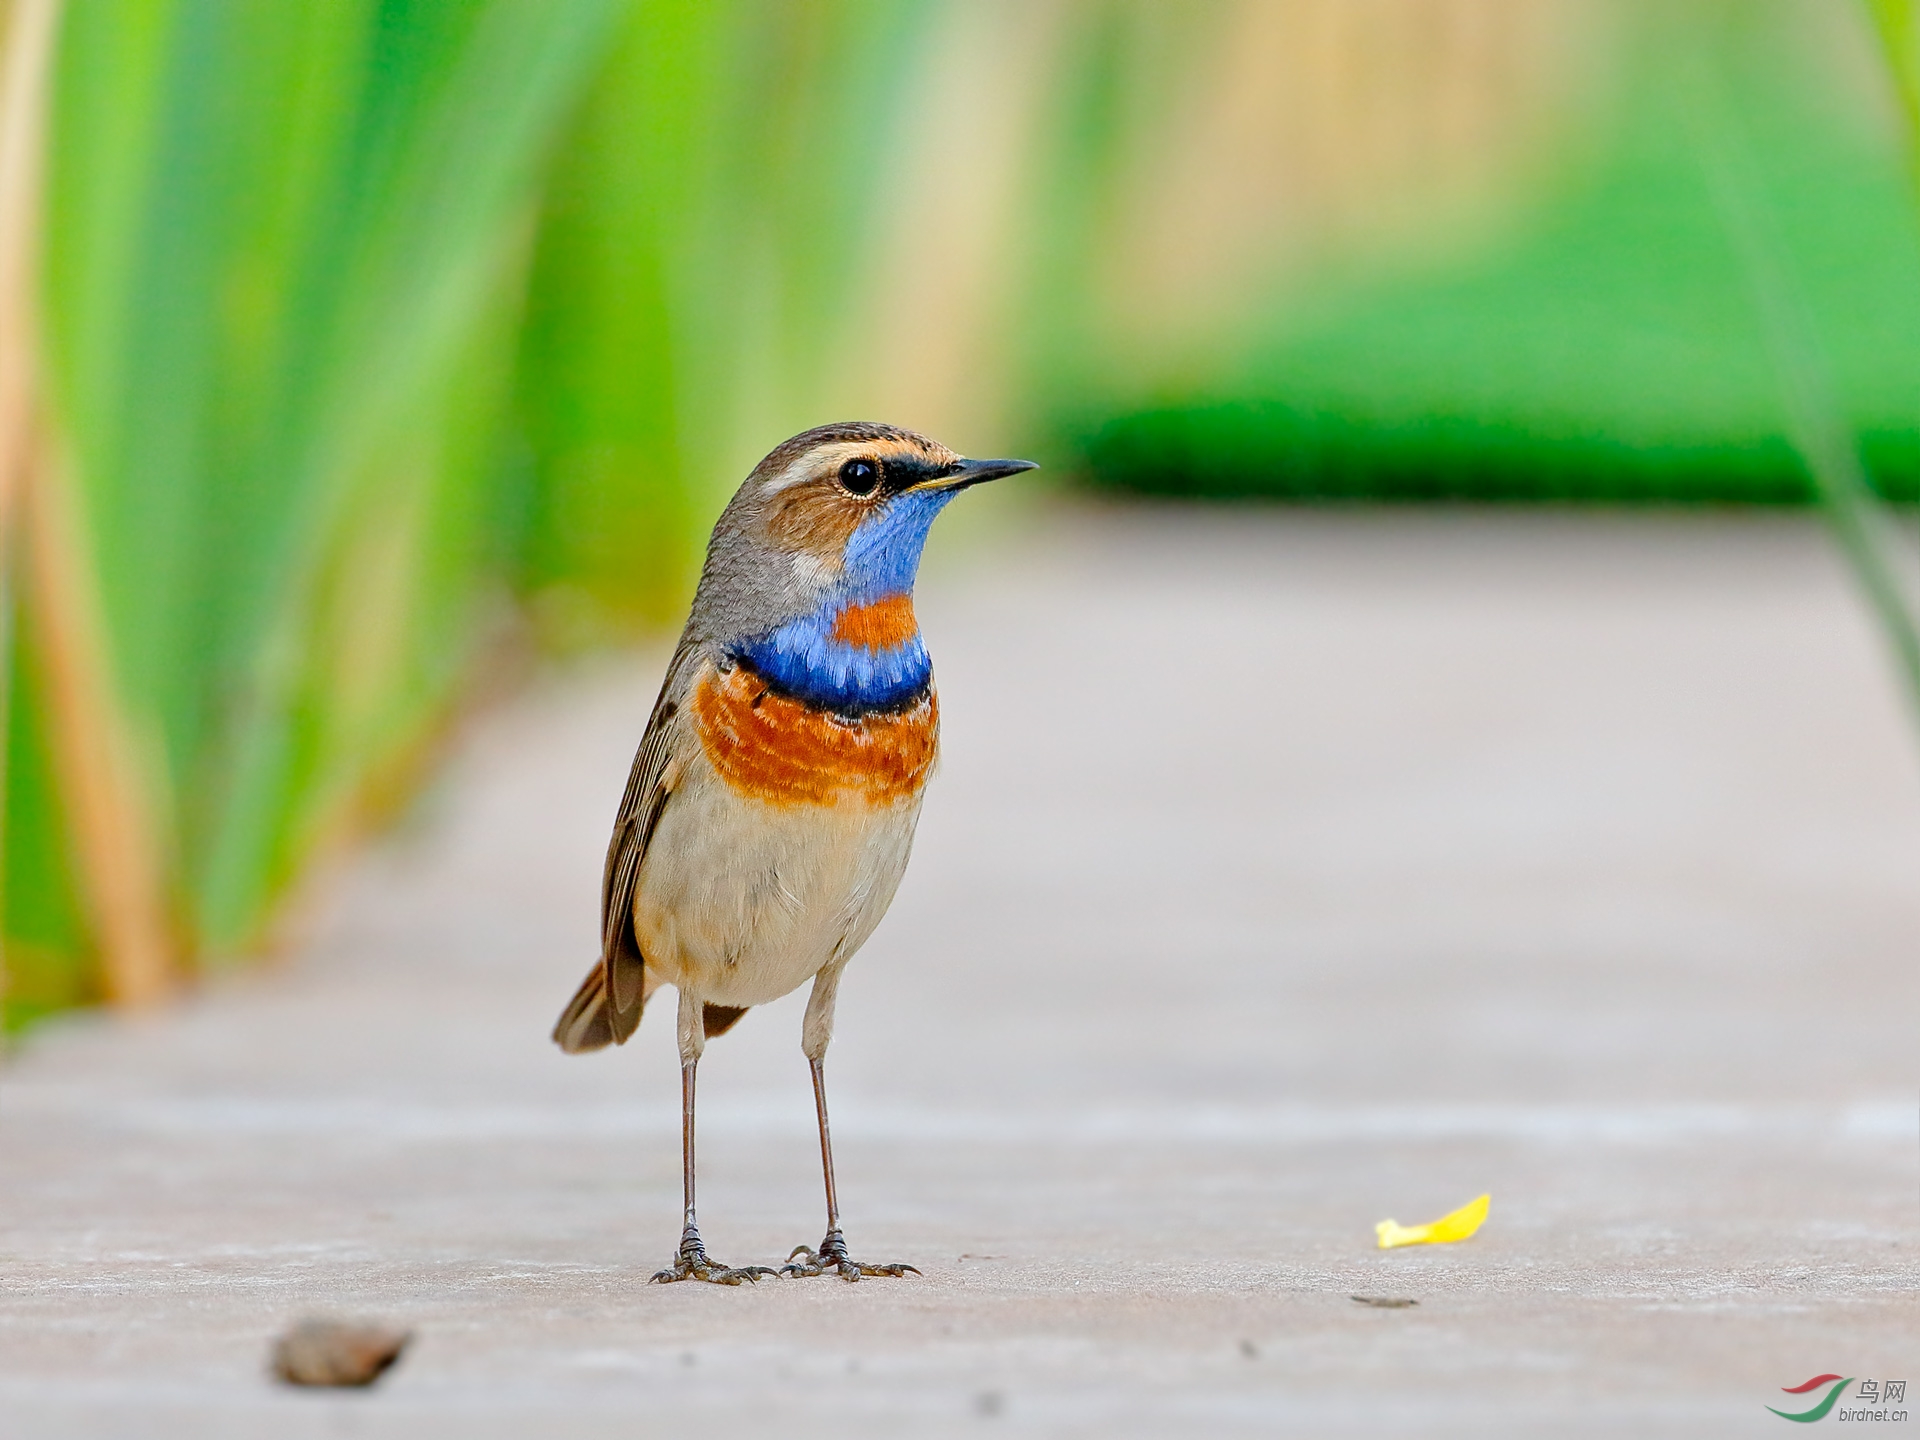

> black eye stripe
[832,452,955,497]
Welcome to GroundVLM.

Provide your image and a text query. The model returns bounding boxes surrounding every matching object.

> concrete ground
[2,505,1916,1438]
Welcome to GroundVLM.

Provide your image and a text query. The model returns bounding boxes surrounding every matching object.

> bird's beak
[917,457,1039,492]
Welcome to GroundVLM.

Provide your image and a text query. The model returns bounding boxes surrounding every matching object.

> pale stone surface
[2,506,1916,1437]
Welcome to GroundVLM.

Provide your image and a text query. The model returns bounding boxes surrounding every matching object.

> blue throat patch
[733,488,954,714]
[735,620,930,713]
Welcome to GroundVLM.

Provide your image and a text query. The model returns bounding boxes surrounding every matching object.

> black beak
[922,457,1039,492]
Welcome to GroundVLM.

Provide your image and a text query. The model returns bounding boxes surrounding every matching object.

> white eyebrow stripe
[759,441,873,495]
[758,438,957,495]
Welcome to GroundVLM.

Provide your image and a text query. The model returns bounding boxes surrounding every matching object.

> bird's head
[695,421,1037,642]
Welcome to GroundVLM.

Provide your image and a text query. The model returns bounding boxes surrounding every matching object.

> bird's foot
[780,1229,920,1281]
[649,1230,775,1286]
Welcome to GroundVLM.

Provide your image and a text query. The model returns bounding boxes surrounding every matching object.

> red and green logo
[1768,1375,1852,1423]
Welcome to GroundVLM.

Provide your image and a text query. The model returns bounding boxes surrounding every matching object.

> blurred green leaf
[512,0,937,640]
[24,0,626,978]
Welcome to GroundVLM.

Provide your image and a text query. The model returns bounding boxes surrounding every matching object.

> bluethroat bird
[553,422,1036,1284]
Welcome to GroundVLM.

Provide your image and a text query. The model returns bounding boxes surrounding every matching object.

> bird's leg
[650,992,772,1286]
[780,1038,919,1282]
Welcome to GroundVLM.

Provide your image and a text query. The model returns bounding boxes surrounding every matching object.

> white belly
[631,749,923,1007]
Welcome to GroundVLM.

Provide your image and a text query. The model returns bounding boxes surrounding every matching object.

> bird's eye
[838,458,880,496]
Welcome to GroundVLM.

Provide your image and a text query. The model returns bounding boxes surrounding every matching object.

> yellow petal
[1374,1193,1490,1249]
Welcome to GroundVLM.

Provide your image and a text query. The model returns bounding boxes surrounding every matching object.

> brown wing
[551,638,704,1053]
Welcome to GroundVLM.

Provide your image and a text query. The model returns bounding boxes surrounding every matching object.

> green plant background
[7,0,1920,1026]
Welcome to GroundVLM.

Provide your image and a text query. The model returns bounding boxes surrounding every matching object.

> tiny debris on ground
[1351,1296,1420,1309]
[1375,1192,1490,1249]
[270,1318,410,1388]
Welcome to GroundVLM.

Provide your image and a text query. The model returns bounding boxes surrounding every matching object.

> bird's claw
[779,1231,920,1282]
[649,1232,775,1286]
[648,1258,773,1285]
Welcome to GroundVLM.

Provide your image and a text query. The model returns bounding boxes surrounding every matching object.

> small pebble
[1349,1295,1419,1309]
[271,1318,410,1387]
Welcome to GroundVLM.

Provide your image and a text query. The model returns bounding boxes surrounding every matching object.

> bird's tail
[552,957,747,1052]
[552,963,616,1052]
[552,956,651,1053]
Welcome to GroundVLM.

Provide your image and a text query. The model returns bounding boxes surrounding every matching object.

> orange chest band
[691,663,938,807]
